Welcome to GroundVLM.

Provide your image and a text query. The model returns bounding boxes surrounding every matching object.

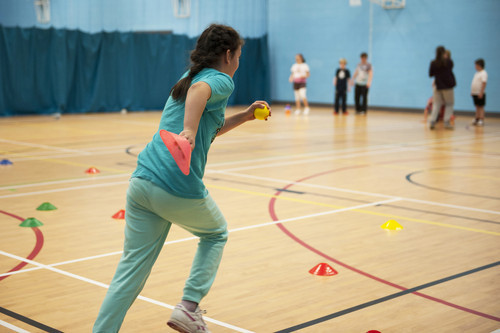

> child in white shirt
[289,54,310,115]
[471,58,487,126]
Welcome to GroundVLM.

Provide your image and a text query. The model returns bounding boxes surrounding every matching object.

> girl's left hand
[247,101,272,121]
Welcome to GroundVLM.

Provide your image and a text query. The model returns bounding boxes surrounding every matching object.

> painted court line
[0,250,253,333]
[212,170,500,216]
[228,198,402,233]
[0,181,129,199]
[0,198,396,278]
[216,132,500,172]
[217,147,415,172]
[208,143,400,167]
[205,183,500,236]
[274,260,500,332]
[0,319,31,333]
[213,133,500,173]
[0,237,199,278]
[0,307,61,333]
[0,138,88,154]
[0,173,130,191]
[8,149,136,162]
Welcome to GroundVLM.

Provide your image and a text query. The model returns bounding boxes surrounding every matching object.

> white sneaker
[476,119,484,127]
[167,303,211,333]
[294,109,301,115]
[303,107,310,115]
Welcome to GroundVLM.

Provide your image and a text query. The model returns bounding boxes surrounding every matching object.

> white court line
[0,145,417,196]
[0,320,31,333]
[4,189,369,333]
[0,174,130,190]
[0,198,399,278]
[0,250,253,333]
[0,138,89,154]
[8,149,136,162]
[211,170,500,216]
[209,143,403,167]
[1,198,399,279]
[228,198,402,232]
[0,236,199,278]
[0,181,129,199]
[214,133,500,172]
[217,147,415,172]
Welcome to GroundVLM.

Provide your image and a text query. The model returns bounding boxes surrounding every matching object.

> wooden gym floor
[1,106,499,332]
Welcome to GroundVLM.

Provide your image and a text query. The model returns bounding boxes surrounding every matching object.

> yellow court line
[206,184,500,237]
[354,209,500,236]
[40,158,130,174]
[207,184,343,209]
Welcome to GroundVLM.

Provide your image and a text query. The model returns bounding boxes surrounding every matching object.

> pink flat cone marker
[159,130,192,175]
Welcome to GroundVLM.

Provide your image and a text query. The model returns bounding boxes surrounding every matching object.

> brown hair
[475,58,485,69]
[170,24,243,100]
[435,46,447,67]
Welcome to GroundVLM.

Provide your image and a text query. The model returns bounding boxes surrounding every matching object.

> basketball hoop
[350,0,405,9]
[370,0,405,9]
[172,0,191,18]
[34,0,50,24]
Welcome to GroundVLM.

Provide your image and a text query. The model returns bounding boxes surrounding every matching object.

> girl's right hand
[179,129,196,151]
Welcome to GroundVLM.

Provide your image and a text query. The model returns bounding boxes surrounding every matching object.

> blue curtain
[0,25,270,116]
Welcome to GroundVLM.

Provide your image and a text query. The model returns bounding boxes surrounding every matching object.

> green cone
[36,202,57,211]
[19,217,44,227]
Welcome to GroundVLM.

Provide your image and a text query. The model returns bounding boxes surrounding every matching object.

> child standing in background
[289,53,310,115]
[351,52,373,115]
[333,58,351,115]
[471,58,487,126]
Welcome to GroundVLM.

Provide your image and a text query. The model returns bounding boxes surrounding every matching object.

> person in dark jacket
[429,46,456,129]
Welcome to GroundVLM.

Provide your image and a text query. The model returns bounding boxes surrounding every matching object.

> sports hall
[0,1,499,332]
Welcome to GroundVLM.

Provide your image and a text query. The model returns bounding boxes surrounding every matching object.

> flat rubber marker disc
[159,129,192,175]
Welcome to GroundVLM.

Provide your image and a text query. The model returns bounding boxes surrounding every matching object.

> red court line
[0,210,44,282]
[268,166,500,322]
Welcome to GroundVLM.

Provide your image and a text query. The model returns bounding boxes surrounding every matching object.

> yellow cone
[380,219,403,231]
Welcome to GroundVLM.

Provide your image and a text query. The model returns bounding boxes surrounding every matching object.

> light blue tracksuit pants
[93,177,228,332]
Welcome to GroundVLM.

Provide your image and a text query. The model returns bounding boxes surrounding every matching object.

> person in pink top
[289,53,311,115]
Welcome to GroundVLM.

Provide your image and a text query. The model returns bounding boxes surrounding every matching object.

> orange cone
[309,263,338,276]
[112,209,125,219]
[85,167,100,174]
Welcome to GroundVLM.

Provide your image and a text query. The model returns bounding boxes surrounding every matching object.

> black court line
[406,166,500,201]
[275,188,305,194]
[204,176,500,225]
[125,145,140,157]
[274,260,500,332]
[0,306,63,332]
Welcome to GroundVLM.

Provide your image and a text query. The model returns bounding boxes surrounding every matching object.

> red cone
[309,263,338,276]
[85,167,100,174]
[159,130,191,175]
[112,209,125,219]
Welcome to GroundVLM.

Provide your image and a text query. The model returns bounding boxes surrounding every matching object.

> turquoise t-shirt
[132,68,234,199]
